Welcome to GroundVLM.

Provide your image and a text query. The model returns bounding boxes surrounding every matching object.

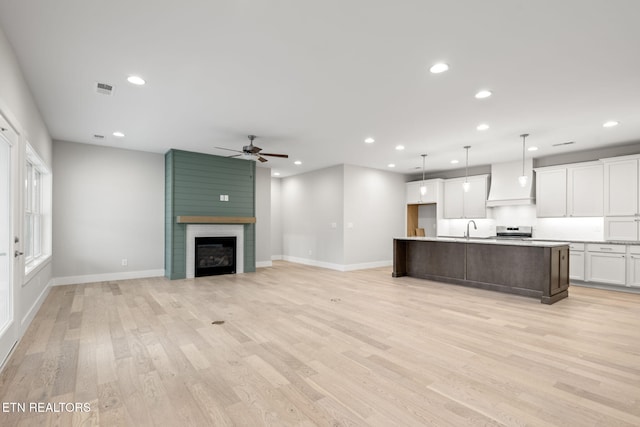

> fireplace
[195,236,236,277]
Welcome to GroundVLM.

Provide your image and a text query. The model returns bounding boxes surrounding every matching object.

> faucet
[465,220,477,240]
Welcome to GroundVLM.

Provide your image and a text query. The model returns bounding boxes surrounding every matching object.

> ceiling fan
[215,135,289,163]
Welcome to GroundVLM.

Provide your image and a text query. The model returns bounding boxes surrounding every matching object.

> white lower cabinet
[585,244,626,286]
[626,246,640,288]
[569,243,585,281]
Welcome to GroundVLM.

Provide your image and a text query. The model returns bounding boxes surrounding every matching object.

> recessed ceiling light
[603,120,619,128]
[451,159,459,164]
[294,160,302,165]
[395,145,405,151]
[429,63,449,74]
[273,172,281,176]
[127,75,146,85]
[113,131,125,138]
[475,90,492,99]
[528,146,538,152]
[387,163,395,168]
[364,137,375,144]
[476,123,490,131]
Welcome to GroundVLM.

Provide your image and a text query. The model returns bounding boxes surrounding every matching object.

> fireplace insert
[194,236,236,277]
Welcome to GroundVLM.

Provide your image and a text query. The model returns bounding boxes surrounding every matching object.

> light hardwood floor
[1,261,639,426]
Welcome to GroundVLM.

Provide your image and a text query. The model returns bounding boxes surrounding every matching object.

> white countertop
[396,236,570,248]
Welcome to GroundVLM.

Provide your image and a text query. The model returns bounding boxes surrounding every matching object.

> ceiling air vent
[93,134,105,139]
[95,82,114,96]
[552,141,575,147]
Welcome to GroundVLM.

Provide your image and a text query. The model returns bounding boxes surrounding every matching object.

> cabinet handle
[599,247,613,250]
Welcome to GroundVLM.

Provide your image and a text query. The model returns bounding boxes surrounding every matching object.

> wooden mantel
[176,216,256,224]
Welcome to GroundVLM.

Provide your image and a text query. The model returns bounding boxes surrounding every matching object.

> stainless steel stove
[495,225,533,239]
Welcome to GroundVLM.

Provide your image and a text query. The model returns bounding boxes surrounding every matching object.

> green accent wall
[165,149,256,279]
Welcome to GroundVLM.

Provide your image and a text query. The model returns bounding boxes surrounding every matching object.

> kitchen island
[393,237,570,304]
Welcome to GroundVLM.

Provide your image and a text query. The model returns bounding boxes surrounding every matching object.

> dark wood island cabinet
[393,238,569,304]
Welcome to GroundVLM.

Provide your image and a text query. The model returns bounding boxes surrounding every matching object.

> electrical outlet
[121,258,128,266]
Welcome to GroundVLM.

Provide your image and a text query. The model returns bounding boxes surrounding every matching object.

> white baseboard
[21,279,51,332]
[281,256,391,272]
[342,260,393,271]
[256,261,273,268]
[52,269,165,286]
[271,255,283,261]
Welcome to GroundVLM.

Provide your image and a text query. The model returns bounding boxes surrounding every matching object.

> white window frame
[24,144,50,275]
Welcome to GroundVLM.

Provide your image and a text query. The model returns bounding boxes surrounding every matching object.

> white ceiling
[1,0,639,177]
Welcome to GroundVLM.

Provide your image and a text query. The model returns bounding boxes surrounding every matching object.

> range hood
[487,159,535,207]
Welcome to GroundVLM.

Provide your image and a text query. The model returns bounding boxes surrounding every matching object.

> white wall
[281,165,344,267]
[254,167,272,267]
[343,165,405,267]
[52,140,164,283]
[0,26,53,333]
[270,177,283,258]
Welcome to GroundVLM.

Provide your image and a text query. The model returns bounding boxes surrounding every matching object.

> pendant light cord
[520,134,529,176]
[464,146,470,182]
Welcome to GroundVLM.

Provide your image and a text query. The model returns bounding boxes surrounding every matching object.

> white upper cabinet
[604,217,639,241]
[406,179,439,204]
[535,167,567,217]
[444,179,464,218]
[567,162,603,217]
[535,161,603,218]
[603,157,639,216]
[444,175,488,219]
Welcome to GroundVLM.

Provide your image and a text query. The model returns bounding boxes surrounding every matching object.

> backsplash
[438,205,605,241]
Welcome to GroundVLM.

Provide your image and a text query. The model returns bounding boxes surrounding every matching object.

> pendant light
[462,146,471,192]
[518,133,529,187]
[419,154,428,196]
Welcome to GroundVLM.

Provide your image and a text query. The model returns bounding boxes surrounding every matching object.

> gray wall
[53,140,164,278]
[255,167,271,266]
[281,165,345,266]
[0,25,53,332]
[278,164,405,269]
[270,178,283,258]
[343,165,405,266]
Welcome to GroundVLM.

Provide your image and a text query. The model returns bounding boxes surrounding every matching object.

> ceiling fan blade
[257,156,268,163]
[260,153,289,158]
[215,146,243,153]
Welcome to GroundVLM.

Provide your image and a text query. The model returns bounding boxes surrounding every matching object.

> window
[24,144,50,273]
[25,161,42,262]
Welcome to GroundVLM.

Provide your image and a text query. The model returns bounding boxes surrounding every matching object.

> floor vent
[95,82,114,96]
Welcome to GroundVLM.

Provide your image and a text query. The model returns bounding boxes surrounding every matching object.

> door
[586,251,626,286]
[0,125,18,367]
[463,175,487,218]
[604,216,639,241]
[444,179,464,219]
[569,250,584,281]
[536,168,567,217]
[604,159,638,216]
[567,163,604,216]
[627,246,640,288]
